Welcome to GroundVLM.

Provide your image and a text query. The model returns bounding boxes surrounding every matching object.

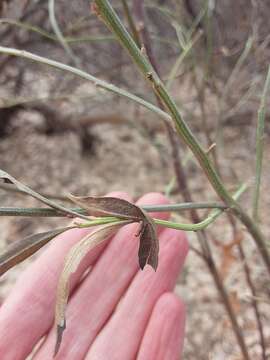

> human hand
[0,192,188,360]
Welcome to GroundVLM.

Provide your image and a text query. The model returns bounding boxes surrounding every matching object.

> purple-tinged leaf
[138,213,158,271]
[0,227,72,276]
[68,195,142,221]
[68,195,159,271]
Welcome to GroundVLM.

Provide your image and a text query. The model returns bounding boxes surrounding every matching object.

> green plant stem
[252,65,270,223]
[0,204,229,231]
[166,30,202,90]
[155,183,246,231]
[0,18,115,43]
[75,217,122,227]
[48,0,80,66]
[0,170,92,221]
[223,37,253,99]
[131,0,198,222]
[0,7,268,275]
[91,0,241,204]
[0,183,70,202]
[93,0,270,275]
[120,0,140,46]
[0,202,227,217]
[0,46,171,125]
[0,18,177,46]
[144,202,226,212]
[1,185,245,232]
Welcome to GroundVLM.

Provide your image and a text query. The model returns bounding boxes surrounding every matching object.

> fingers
[86,228,188,360]
[0,191,130,360]
[137,293,186,360]
[34,193,171,360]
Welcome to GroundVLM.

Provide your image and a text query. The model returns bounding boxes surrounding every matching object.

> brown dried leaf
[54,221,126,356]
[68,195,142,221]
[0,227,72,277]
[68,195,159,271]
[138,213,158,271]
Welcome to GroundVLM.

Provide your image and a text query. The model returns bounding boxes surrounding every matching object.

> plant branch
[252,65,270,223]
[93,0,270,275]
[155,183,246,231]
[0,45,171,125]
[238,240,267,360]
[121,0,140,46]
[48,0,80,67]
[131,0,193,204]
[0,18,115,43]
[0,170,90,221]
[0,185,245,231]
[0,183,70,202]
[0,202,227,217]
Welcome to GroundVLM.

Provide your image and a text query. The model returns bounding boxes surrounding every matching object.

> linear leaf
[68,195,159,270]
[138,213,158,271]
[68,195,142,220]
[0,227,72,276]
[54,221,127,356]
[0,169,90,220]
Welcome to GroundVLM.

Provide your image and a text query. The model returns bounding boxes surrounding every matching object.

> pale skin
[0,192,189,360]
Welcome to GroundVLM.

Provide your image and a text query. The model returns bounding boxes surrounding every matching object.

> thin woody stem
[252,65,270,223]
[0,183,70,202]
[93,0,270,276]
[0,45,171,125]
[0,202,227,217]
[3,184,244,233]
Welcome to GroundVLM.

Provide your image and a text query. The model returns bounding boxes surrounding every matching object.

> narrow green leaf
[0,46,171,125]
[0,169,90,220]
[0,18,115,44]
